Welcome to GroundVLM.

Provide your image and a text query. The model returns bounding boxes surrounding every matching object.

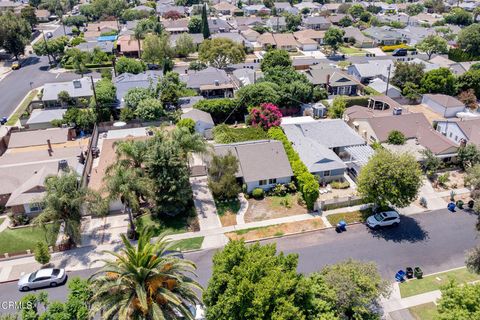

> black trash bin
[406,267,413,279]
[414,267,423,279]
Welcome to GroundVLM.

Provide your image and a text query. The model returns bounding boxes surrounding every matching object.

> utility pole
[42,31,52,64]
[385,64,392,97]
[90,76,99,109]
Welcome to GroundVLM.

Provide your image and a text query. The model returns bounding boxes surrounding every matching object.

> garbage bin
[339,220,347,231]
[406,267,413,279]
[395,270,406,282]
[447,202,456,212]
[414,267,423,279]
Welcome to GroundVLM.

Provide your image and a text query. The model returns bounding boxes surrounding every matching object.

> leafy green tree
[175,33,196,57]
[260,49,291,72]
[324,27,345,54]
[194,98,242,123]
[120,106,136,122]
[63,15,87,27]
[33,36,69,62]
[157,71,191,106]
[121,8,150,21]
[338,16,353,27]
[457,23,480,57]
[188,15,202,33]
[415,35,448,59]
[201,4,210,39]
[423,0,445,14]
[90,0,126,18]
[387,130,406,145]
[458,69,480,97]
[189,60,207,71]
[437,280,480,319]
[115,56,146,74]
[284,12,302,31]
[142,33,172,65]
[124,87,155,109]
[34,172,103,245]
[21,6,37,28]
[458,144,480,169]
[177,118,196,133]
[357,149,423,208]
[62,108,97,131]
[406,3,424,16]
[420,68,456,95]
[348,4,365,20]
[391,61,425,90]
[199,37,245,69]
[236,82,281,109]
[421,149,443,177]
[208,152,241,200]
[34,241,51,265]
[328,96,347,119]
[402,82,421,102]
[91,78,117,108]
[444,8,473,26]
[29,0,41,8]
[135,98,165,121]
[89,230,201,319]
[0,12,31,59]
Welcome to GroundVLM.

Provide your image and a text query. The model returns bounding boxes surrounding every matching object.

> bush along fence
[268,127,319,210]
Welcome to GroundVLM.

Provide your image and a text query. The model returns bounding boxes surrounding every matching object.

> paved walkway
[0,216,9,232]
[190,176,222,231]
[236,193,248,225]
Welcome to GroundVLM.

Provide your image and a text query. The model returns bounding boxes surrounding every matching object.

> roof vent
[214,80,220,86]
[73,80,82,88]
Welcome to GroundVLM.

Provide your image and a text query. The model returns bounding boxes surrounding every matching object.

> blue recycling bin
[395,270,406,282]
[337,220,347,232]
[447,202,456,212]
[0,117,7,125]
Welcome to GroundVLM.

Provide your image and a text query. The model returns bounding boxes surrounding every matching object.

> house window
[455,135,458,141]
[29,203,42,212]
[323,171,330,177]
[268,178,277,184]
[259,180,267,186]
[449,132,452,138]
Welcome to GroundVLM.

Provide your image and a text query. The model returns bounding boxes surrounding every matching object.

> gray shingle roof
[114,71,163,107]
[42,78,93,102]
[26,109,66,125]
[180,67,231,89]
[181,109,214,125]
[8,127,70,149]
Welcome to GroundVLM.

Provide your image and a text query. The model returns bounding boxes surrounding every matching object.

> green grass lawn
[170,237,204,251]
[136,210,195,237]
[215,199,240,216]
[339,46,365,55]
[400,267,480,298]
[326,209,372,226]
[6,89,38,125]
[234,226,264,235]
[408,302,439,320]
[0,223,59,255]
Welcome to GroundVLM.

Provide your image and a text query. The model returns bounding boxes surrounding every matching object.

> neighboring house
[212,140,293,192]
[395,26,436,46]
[347,59,395,84]
[213,2,238,15]
[295,2,322,13]
[371,2,397,14]
[412,13,444,26]
[305,66,361,96]
[76,41,114,54]
[117,35,142,57]
[180,67,236,98]
[296,38,319,51]
[83,21,118,40]
[232,17,263,30]
[212,32,245,46]
[181,109,214,137]
[132,5,155,13]
[257,33,299,51]
[344,106,458,159]
[243,4,270,16]
[282,118,373,181]
[42,78,93,108]
[162,18,189,34]
[156,4,186,16]
[367,78,402,98]
[208,18,233,33]
[294,29,325,44]
[0,1,24,13]
[274,2,297,14]
[363,26,405,45]
[422,94,465,118]
[35,9,50,22]
[342,27,375,48]
[266,16,287,32]
[292,57,323,70]
[114,71,163,108]
[327,14,347,26]
[241,28,260,42]
[26,109,66,130]
[179,96,204,111]
[302,16,331,31]
[170,33,204,48]
[435,118,480,147]
[320,3,341,13]
[232,68,263,86]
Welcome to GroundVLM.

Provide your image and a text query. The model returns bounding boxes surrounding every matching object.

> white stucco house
[422,94,465,118]
[181,109,215,138]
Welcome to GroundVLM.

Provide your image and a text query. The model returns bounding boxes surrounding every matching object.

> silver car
[18,268,67,291]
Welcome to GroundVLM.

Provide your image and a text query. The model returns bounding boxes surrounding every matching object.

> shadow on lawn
[367,215,429,243]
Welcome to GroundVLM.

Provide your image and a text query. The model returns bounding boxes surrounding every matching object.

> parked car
[392,48,408,56]
[366,210,400,229]
[18,268,67,291]
[11,61,20,70]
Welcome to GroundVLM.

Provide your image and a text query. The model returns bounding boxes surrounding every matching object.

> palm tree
[114,139,148,171]
[133,24,146,59]
[103,165,153,239]
[89,230,202,319]
[34,171,101,246]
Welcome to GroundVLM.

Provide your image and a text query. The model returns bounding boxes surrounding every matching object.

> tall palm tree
[133,24,146,59]
[103,165,153,239]
[89,230,202,319]
[114,139,148,171]
[35,171,101,245]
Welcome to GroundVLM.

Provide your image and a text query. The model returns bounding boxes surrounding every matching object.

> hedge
[448,48,480,62]
[381,44,413,52]
[63,62,113,69]
[213,124,268,144]
[267,127,319,210]
[344,96,370,107]
[193,98,245,124]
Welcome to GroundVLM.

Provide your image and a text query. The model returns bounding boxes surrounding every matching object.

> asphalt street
[0,208,477,314]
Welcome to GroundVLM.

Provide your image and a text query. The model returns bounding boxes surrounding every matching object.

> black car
[392,48,408,56]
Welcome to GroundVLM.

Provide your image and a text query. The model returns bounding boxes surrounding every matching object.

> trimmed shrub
[213,124,268,144]
[252,188,264,199]
[330,180,350,189]
[177,118,196,133]
[380,44,413,52]
[193,98,244,124]
[34,241,51,265]
[448,48,480,62]
[387,130,406,145]
[271,184,287,197]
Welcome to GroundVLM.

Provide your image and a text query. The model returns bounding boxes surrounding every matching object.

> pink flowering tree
[249,103,282,130]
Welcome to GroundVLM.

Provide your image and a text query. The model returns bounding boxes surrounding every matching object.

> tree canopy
[324,27,345,54]
[115,56,146,75]
[457,23,480,57]
[415,35,448,60]
[391,61,425,90]
[437,281,480,320]
[420,68,456,96]
[260,49,292,72]
[198,37,245,69]
[208,152,241,200]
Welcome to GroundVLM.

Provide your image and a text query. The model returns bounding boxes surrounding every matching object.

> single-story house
[208,18,233,33]
[293,29,325,44]
[282,118,372,182]
[213,2,238,15]
[367,78,402,98]
[162,18,189,34]
[266,16,287,32]
[342,27,375,48]
[320,3,341,13]
[42,78,93,108]
[117,35,141,57]
[243,4,270,16]
[422,94,465,118]
[180,67,235,98]
[435,118,480,146]
[76,41,114,54]
[156,4,187,16]
[305,66,361,96]
[363,26,406,45]
[181,109,214,137]
[292,58,323,70]
[241,28,260,42]
[35,9,50,22]
[114,71,163,108]
[26,109,66,129]
[83,21,118,40]
[212,32,245,46]
[295,2,322,13]
[302,16,331,31]
[170,33,204,48]
[347,59,395,84]
[179,96,204,111]
[257,33,299,51]
[296,38,319,51]
[212,140,293,192]
[274,2,298,14]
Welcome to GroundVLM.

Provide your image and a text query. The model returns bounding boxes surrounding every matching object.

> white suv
[366,210,400,229]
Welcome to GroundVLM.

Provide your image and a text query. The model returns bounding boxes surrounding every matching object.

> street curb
[0,269,79,285]
[6,86,41,121]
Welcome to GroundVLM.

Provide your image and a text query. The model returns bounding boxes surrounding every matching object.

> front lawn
[399,267,480,298]
[245,193,308,223]
[338,46,364,55]
[0,223,59,255]
[326,209,372,226]
[408,303,439,320]
[6,90,38,125]
[136,208,199,237]
[216,199,240,227]
[170,237,204,251]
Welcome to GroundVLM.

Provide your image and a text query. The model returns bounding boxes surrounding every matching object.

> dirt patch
[245,193,308,223]
[226,218,327,241]
[442,192,472,203]
[432,170,466,192]
[219,212,237,227]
